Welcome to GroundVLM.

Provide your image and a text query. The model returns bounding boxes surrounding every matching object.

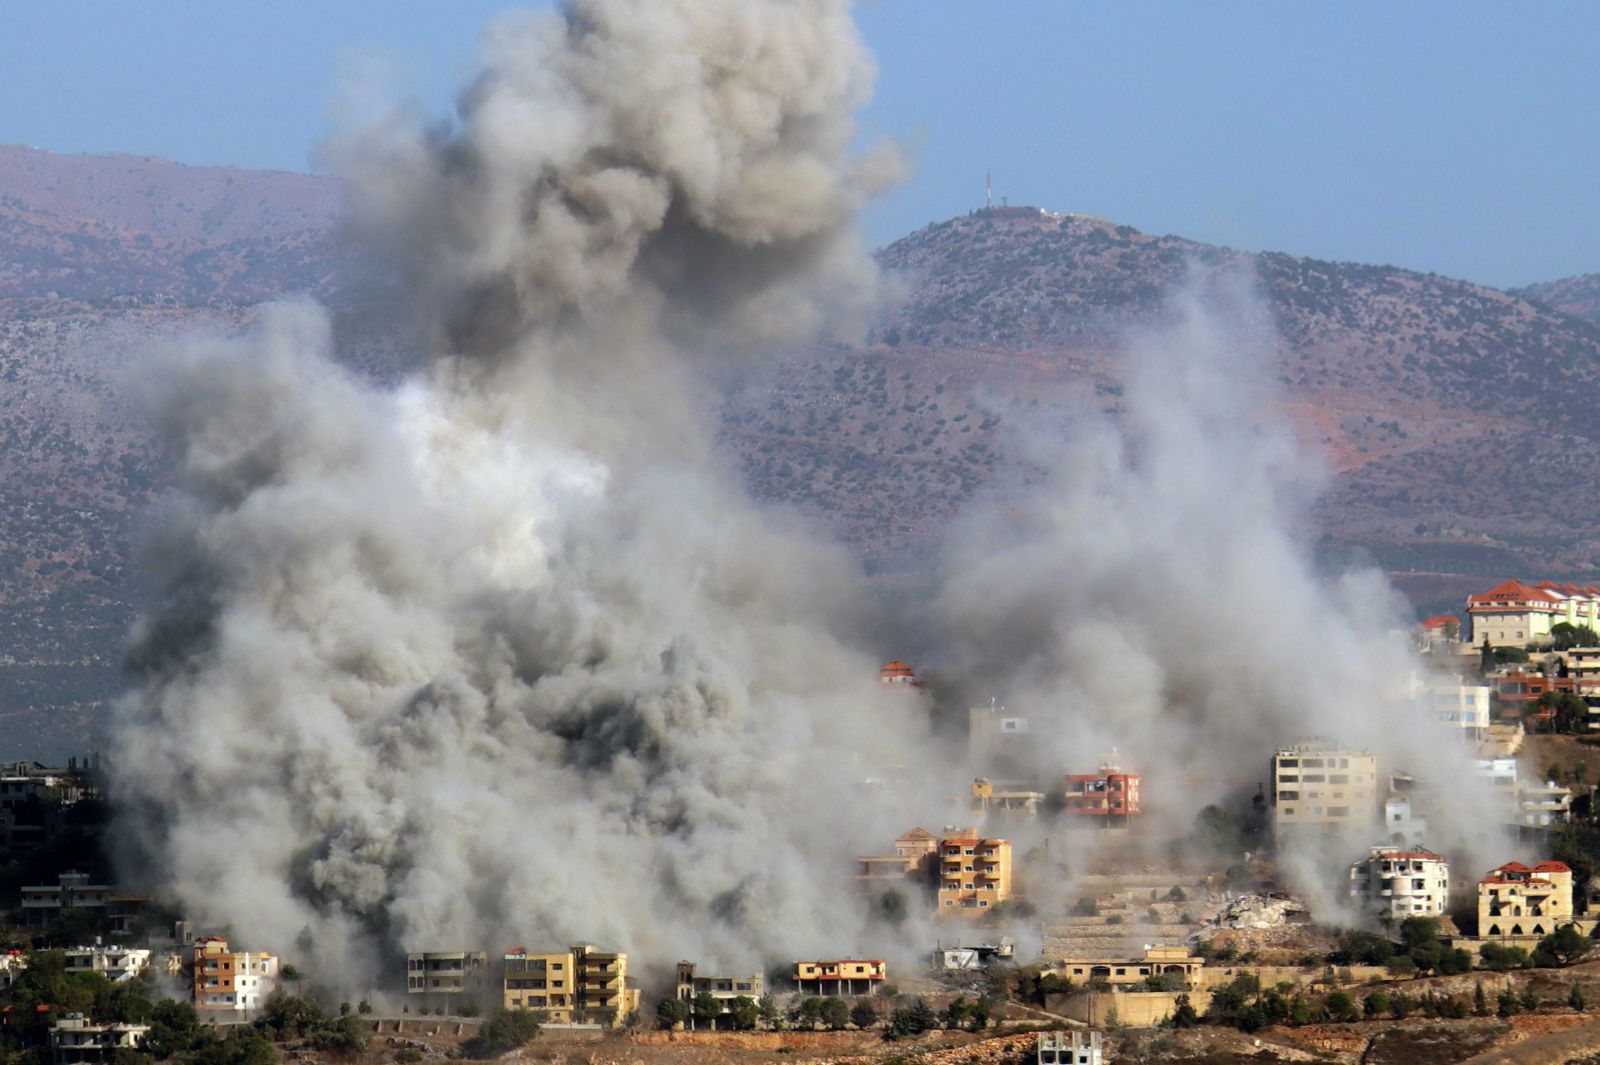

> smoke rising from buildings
[935,280,1514,912]
[111,0,932,990]
[109,0,1517,994]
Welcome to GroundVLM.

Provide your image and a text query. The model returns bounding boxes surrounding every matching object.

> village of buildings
[12,578,1600,1063]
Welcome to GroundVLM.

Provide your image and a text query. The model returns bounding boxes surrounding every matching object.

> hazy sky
[3,1,1594,287]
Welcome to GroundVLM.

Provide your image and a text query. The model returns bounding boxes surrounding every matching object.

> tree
[1071,896,1100,917]
[472,1009,542,1056]
[728,995,759,1031]
[1498,989,1519,1018]
[940,996,972,1030]
[260,990,327,1039]
[1538,924,1593,967]
[1326,991,1359,1023]
[758,993,783,1029]
[876,890,908,925]
[1571,983,1587,1012]
[655,996,690,1030]
[1521,984,1540,1012]
[1363,991,1390,1018]
[311,1015,368,1059]
[849,1000,879,1029]
[819,997,849,1031]
[1171,994,1200,1028]
[885,998,937,1040]
[692,991,722,1030]
[968,995,993,1031]
[1479,943,1531,971]
[1475,983,1490,1017]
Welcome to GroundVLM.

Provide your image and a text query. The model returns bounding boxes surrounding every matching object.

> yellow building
[856,827,938,893]
[793,959,886,996]
[1270,740,1379,832]
[936,828,1013,917]
[502,945,640,1027]
[1478,861,1574,939]
[1052,945,1203,989]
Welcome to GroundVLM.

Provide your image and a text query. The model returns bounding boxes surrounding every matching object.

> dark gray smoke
[110,0,931,992]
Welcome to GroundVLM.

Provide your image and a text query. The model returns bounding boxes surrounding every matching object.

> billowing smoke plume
[936,279,1514,914]
[111,0,933,990]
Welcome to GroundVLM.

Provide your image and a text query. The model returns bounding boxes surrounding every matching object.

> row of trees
[1194,974,1584,1033]
[653,992,993,1038]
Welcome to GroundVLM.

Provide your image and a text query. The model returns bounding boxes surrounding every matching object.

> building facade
[192,938,278,1013]
[793,959,886,996]
[673,962,763,1021]
[1038,1030,1102,1065]
[406,951,487,1011]
[1479,860,1574,938]
[935,829,1013,916]
[1270,741,1379,832]
[1052,945,1203,990]
[501,945,639,1027]
[50,1015,148,1065]
[1467,579,1600,647]
[856,827,938,894]
[1061,763,1140,826]
[1348,846,1450,918]
[63,947,149,983]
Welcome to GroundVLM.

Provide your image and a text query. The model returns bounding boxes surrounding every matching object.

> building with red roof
[1478,859,1574,939]
[1467,579,1600,647]
[878,660,920,686]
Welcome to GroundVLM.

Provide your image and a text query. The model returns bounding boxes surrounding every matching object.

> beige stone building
[856,827,938,893]
[935,828,1013,917]
[673,963,763,1023]
[1479,861,1574,939]
[1051,945,1203,989]
[502,945,639,1027]
[1270,740,1379,832]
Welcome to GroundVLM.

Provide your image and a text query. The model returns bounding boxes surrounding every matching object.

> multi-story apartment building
[856,827,938,894]
[1270,741,1379,833]
[19,872,112,928]
[1479,860,1574,938]
[935,829,1013,916]
[1348,846,1450,919]
[501,945,639,1027]
[1415,679,1492,740]
[50,1014,149,1065]
[673,962,763,1022]
[1061,762,1140,826]
[1468,579,1600,647]
[192,938,278,1013]
[406,951,487,1011]
[63,947,149,983]
[792,959,886,996]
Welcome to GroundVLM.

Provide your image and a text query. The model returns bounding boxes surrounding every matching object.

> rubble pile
[1210,893,1308,930]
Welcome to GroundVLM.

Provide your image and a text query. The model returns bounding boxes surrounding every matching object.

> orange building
[1063,762,1141,826]
[935,828,1013,916]
[192,937,278,1013]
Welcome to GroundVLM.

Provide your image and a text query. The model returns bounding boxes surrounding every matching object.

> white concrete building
[63,947,149,983]
[1039,1031,1102,1065]
[1349,845,1450,918]
[1383,798,1428,844]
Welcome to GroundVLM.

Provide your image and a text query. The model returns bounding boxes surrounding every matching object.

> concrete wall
[1047,990,1212,1028]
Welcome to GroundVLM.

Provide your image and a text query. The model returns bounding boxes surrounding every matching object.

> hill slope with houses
[3,147,1600,755]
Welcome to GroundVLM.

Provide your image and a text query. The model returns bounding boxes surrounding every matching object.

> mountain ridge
[2,146,1600,756]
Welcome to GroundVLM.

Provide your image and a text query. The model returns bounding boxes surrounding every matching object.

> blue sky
[2,1,1595,287]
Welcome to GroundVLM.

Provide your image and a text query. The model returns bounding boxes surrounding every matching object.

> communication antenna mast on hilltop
[986,170,992,210]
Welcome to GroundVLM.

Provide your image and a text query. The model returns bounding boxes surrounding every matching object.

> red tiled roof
[1468,580,1564,608]
[1420,615,1458,630]
[1533,860,1572,873]
[1495,861,1533,873]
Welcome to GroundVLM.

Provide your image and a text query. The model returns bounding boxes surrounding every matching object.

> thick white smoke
[935,279,1515,917]
[111,0,934,992]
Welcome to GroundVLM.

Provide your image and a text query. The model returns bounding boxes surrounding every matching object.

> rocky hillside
[1515,272,1600,326]
[3,148,1600,756]
[723,208,1600,612]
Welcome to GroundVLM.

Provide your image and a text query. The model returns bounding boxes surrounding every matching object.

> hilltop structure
[1479,860,1573,939]
[1348,846,1450,919]
[1467,579,1600,646]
